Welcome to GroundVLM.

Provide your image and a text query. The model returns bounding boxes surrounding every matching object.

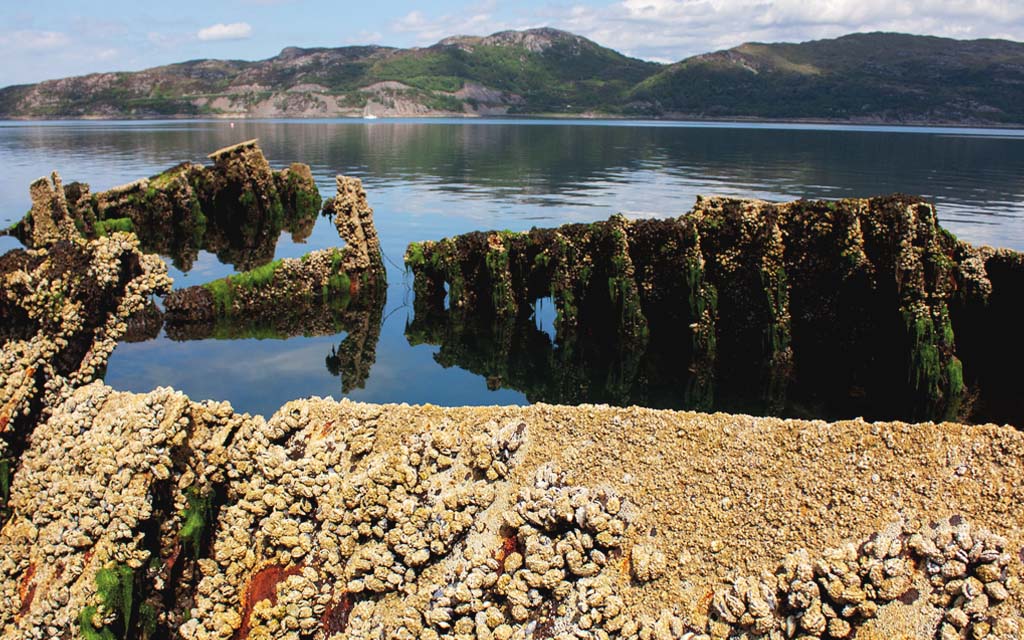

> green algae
[179,486,212,558]
[485,231,519,317]
[405,242,427,269]
[0,457,10,522]
[203,259,283,315]
[79,563,136,640]
[94,217,134,237]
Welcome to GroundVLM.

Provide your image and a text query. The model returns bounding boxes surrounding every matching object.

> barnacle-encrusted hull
[1,384,1023,639]
[2,180,1023,639]
[0,233,172,502]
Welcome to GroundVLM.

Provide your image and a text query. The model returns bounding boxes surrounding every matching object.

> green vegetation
[239,189,256,209]
[405,242,426,270]
[604,224,648,341]
[284,170,322,219]
[903,303,963,408]
[630,33,1024,123]
[763,265,791,359]
[485,232,519,317]
[684,245,718,365]
[0,457,10,521]
[79,563,137,640]
[139,603,158,637]
[204,259,283,315]
[324,271,352,303]
[78,607,114,640]
[179,486,212,557]
[94,218,135,236]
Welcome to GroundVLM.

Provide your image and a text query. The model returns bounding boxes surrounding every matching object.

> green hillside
[0,28,659,118]
[629,33,1024,124]
[3,30,1024,125]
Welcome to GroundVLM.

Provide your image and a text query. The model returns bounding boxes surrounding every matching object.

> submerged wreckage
[405,196,1023,424]
[1,147,1023,639]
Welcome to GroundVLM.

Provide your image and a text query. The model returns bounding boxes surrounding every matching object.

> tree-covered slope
[629,33,1024,124]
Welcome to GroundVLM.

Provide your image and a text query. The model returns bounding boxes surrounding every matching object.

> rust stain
[164,544,183,574]
[349,279,360,297]
[316,421,335,439]
[698,588,714,613]
[17,563,37,618]
[494,532,522,576]
[320,591,354,635]
[234,563,303,640]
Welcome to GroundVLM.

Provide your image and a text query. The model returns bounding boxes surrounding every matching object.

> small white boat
[363,113,378,120]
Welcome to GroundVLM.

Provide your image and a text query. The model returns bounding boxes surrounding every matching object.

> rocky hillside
[3,29,1024,124]
[0,28,658,119]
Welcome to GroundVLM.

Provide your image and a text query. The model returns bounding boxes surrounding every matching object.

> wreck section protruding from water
[163,175,385,325]
[405,196,1024,423]
[5,139,322,271]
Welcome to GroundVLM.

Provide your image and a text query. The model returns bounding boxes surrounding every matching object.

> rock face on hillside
[404,196,1024,423]
[0,383,1022,640]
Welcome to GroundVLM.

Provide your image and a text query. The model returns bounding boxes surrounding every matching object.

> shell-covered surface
[1,385,1021,639]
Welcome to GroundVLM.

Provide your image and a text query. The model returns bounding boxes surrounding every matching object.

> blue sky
[3,0,1024,87]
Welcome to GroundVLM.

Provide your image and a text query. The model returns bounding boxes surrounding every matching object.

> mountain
[628,33,1024,124]
[3,29,1024,125]
[0,28,659,119]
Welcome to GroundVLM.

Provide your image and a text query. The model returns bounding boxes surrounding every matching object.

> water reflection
[3,120,1024,415]
[165,295,385,396]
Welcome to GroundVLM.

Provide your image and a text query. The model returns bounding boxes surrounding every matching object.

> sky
[4,0,1024,87]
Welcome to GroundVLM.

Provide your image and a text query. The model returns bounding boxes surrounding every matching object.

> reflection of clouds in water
[106,333,346,416]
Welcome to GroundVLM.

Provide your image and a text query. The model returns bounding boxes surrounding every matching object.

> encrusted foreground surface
[1,384,1022,639]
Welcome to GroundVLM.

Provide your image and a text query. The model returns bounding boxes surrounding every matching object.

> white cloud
[391,1,522,46]
[197,22,253,42]
[0,30,71,51]
[341,30,385,46]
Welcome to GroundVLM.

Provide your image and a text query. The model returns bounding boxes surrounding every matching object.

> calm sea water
[2,119,1023,418]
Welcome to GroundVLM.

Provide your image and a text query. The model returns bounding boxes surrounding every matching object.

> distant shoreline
[1,113,1022,131]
